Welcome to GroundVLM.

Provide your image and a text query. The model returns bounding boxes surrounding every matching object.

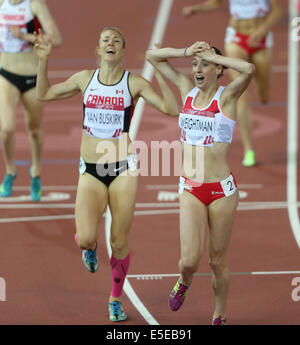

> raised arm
[198,45,255,100]
[31,0,62,47]
[152,69,180,116]
[146,43,203,101]
[182,0,222,18]
[9,0,62,47]
[34,30,84,101]
[129,72,179,117]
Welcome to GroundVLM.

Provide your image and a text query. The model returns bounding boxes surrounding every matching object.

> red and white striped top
[229,0,270,20]
[83,69,134,139]
[0,0,41,53]
[179,86,236,147]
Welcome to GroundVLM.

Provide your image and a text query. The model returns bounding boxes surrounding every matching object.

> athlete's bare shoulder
[128,72,144,84]
[73,69,95,80]
[31,0,46,9]
[70,69,96,92]
[128,72,151,99]
[31,0,47,5]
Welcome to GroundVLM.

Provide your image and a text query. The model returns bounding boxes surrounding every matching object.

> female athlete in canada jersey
[34,26,179,322]
[146,41,255,325]
[182,0,283,167]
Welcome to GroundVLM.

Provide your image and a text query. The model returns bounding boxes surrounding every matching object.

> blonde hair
[99,27,126,48]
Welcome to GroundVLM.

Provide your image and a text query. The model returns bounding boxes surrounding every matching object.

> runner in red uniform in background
[183,0,283,167]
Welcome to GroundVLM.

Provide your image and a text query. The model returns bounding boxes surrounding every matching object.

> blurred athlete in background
[0,0,62,201]
[183,0,282,167]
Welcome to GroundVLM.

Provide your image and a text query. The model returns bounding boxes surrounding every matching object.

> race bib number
[83,108,124,139]
[79,157,86,175]
[179,111,215,146]
[127,153,138,171]
[220,174,236,197]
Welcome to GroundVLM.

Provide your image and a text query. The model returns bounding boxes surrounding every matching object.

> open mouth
[196,75,205,82]
[106,49,116,55]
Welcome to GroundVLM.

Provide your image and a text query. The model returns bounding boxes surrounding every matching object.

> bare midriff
[229,15,267,35]
[80,131,134,164]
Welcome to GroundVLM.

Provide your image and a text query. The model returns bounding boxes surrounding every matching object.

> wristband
[184,47,187,58]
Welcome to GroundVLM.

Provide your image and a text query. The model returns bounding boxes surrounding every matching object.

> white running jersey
[229,0,270,20]
[0,0,41,53]
[179,86,236,146]
[83,69,134,139]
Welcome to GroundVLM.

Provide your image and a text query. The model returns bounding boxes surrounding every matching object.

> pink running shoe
[212,315,227,325]
[74,233,79,246]
[169,278,190,311]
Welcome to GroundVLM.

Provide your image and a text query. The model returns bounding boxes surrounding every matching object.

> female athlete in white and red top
[0,0,62,201]
[34,26,179,322]
[146,41,255,325]
[183,0,283,167]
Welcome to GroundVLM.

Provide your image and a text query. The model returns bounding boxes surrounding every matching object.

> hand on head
[196,46,218,61]
[186,41,213,57]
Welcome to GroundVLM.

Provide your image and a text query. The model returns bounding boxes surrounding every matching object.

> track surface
[0,0,299,326]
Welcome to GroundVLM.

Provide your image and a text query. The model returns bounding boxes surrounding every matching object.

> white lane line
[11,186,78,191]
[146,184,264,190]
[137,202,178,208]
[287,0,300,248]
[4,200,297,210]
[237,184,264,189]
[0,202,179,209]
[0,214,75,223]
[146,185,178,190]
[4,184,263,191]
[238,201,300,210]
[127,270,300,279]
[0,193,70,203]
[0,204,75,208]
[1,201,299,223]
[135,209,179,216]
[251,270,300,275]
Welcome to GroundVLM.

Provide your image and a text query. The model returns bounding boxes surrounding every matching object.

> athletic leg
[169,190,207,311]
[178,191,207,284]
[108,172,138,296]
[207,190,239,322]
[22,88,44,177]
[0,76,20,175]
[251,48,272,104]
[75,173,108,249]
[21,88,45,201]
[225,43,256,166]
[106,171,138,321]
[0,77,20,196]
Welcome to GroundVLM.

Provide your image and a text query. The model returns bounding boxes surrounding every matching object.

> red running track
[0,0,299,327]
